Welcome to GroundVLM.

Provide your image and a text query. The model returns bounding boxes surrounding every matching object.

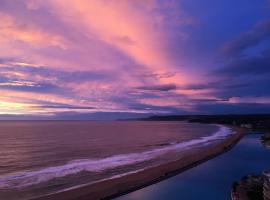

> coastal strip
[33,125,245,200]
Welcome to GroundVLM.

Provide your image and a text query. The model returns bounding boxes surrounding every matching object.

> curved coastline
[33,125,246,200]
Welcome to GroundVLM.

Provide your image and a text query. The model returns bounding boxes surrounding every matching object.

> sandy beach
[31,125,245,200]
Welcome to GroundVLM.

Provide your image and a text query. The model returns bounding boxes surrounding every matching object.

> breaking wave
[0,125,233,189]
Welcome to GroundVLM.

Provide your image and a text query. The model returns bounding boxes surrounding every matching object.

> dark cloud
[195,102,270,115]
[10,65,109,83]
[212,82,270,100]
[181,80,251,91]
[32,104,95,110]
[47,111,151,120]
[185,76,270,99]
[223,20,270,55]
[133,71,176,81]
[208,19,270,101]
[0,82,59,92]
[0,57,14,64]
[216,22,270,77]
[125,101,182,113]
[0,60,110,83]
[214,54,270,76]
[135,84,177,92]
[0,75,9,83]
[189,98,228,103]
[0,112,151,120]
[0,61,111,94]
[181,71,270,103]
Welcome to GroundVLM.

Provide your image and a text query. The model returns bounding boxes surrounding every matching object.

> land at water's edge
[33,125,246,200]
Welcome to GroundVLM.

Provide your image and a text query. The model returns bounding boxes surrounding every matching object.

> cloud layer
[0,0,270,118]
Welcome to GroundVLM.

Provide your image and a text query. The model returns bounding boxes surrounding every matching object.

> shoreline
[33,125,246,200]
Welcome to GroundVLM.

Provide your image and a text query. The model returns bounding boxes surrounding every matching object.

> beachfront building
[262,134,270,149]
[240,124,252,129]
[263,172,270,200]
[263,140,270,149]
[262,133,270,149]
[231,175,264,200]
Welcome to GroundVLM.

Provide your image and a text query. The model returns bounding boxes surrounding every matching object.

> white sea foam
[0,125,233,189]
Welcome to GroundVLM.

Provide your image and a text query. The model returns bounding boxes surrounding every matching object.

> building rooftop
[263,171,270,178]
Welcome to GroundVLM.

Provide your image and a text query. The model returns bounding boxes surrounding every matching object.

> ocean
[0,121,233,200]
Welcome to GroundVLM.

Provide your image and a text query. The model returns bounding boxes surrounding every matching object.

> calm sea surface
[0,121,232,200]
[117,134,270,200]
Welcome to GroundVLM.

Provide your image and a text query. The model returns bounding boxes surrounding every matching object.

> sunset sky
[0,0,270,119]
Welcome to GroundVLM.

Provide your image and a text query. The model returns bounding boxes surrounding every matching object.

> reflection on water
[116,134,270,200]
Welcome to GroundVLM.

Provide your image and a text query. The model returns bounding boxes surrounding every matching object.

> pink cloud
[0,13,69,49]
[0,0,203,115]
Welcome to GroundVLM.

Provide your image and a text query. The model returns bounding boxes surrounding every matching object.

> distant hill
[140,114,270,131]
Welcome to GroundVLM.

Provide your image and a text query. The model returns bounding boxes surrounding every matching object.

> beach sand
[33,126,245,200]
